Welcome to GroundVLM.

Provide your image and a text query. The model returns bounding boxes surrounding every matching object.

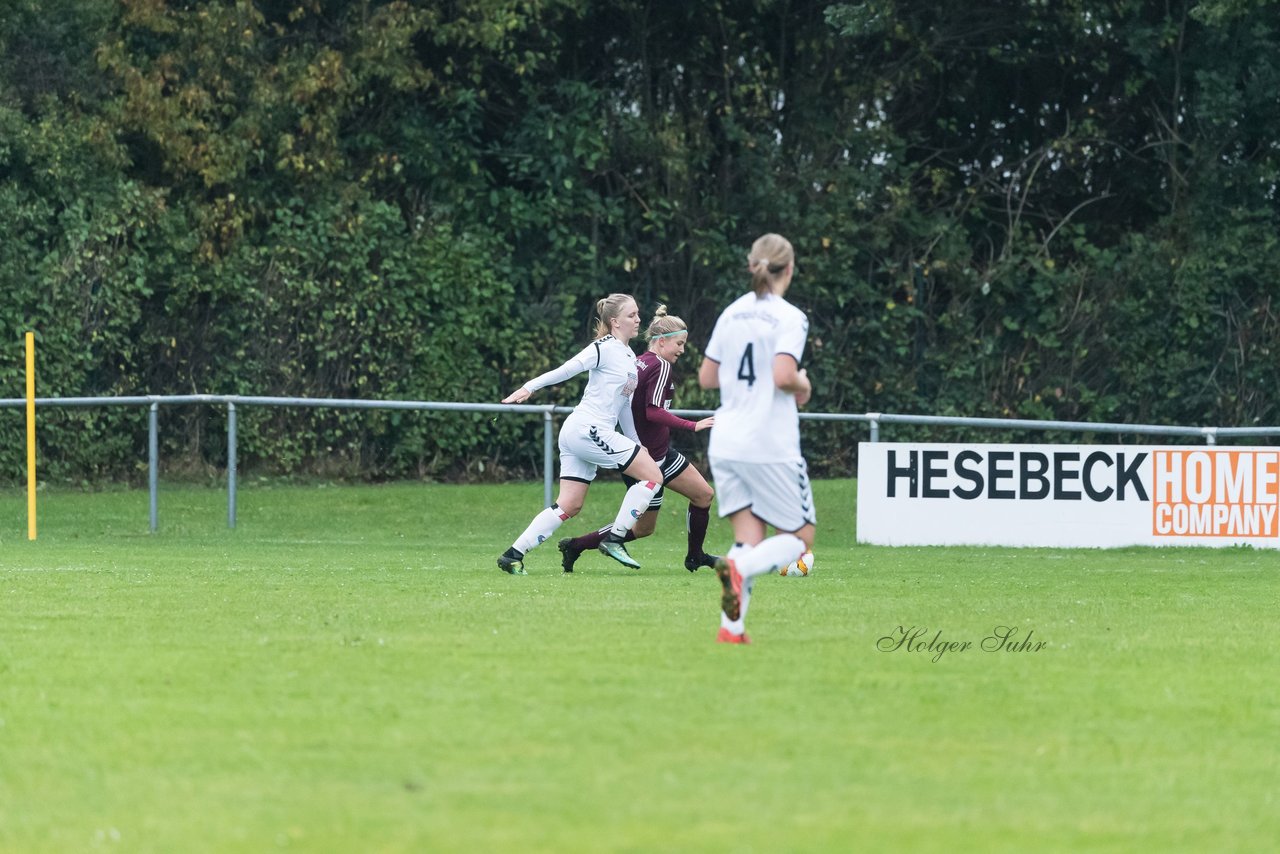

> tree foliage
[2,0,1278,483]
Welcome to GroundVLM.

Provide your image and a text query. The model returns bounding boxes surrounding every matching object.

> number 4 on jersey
[737,344,756,387]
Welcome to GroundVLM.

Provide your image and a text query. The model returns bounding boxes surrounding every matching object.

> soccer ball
[780,551,815,577]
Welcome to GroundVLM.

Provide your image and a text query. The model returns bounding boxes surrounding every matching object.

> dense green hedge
[2,1,1278,484]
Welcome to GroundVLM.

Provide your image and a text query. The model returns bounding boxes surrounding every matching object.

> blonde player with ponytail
[497,294,663,574]
[698,234,816,643]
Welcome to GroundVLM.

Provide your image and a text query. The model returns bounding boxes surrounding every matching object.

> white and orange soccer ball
[779,550,815,577]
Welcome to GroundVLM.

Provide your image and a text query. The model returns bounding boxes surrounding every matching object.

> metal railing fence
[4,394,1279,532]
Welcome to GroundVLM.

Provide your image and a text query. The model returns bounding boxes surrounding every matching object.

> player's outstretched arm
[502,387,532,404]
[503,353,592,404]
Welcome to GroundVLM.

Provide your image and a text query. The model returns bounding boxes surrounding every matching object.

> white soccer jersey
[704,292,809,463]
[524,335,640,435]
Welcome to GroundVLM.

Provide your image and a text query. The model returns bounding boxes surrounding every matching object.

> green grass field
[1,479,1276,852]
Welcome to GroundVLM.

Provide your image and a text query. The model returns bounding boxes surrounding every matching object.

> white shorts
[558,416,641,483]
[710,457,816,532]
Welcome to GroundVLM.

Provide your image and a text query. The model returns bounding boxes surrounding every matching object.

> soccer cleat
[714,556,743,622]
[558,538,584,573]
[683,552,720,573]
[496,547,526,575]
[598,534,641,569]
[716,627,751,644]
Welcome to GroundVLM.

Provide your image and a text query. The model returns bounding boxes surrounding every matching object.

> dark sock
[687,504,710,557]
[575,527,637,550]
[572,528,609,551]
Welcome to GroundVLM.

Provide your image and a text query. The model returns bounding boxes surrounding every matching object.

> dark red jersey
[631,350,697,462]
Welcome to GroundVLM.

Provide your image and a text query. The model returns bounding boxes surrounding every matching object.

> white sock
[513,504,570,554]
[610,480,659,537]
[737,534,806,580]
[739,576,756,622]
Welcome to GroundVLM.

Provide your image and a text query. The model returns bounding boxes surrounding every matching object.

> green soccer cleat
[497,548,527,575]
[598,534,641,569]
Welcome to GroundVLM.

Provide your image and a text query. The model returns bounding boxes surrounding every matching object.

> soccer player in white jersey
[497,293,664,574]
[698,233,816,643]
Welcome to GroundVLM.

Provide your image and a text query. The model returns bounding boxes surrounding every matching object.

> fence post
[148,401,159,532]
[868,413,881,443]
[227,401,237,528]
[543,407,554,508]
[1202,427,1218,446]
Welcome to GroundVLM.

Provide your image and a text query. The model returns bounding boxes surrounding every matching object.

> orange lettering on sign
[1152,450,1280,538]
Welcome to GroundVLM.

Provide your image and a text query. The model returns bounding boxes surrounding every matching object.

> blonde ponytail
[644,304,688,345]
[747,233,795,296]
[593,293,636,338]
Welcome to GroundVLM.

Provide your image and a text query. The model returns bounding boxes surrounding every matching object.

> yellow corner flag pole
[26,331,37,540]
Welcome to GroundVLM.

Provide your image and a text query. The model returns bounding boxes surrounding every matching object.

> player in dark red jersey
[557,305,720,573]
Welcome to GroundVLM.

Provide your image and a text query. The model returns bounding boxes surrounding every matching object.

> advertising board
[856,442,1280,547]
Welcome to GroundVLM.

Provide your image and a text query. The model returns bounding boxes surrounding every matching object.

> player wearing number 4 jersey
[496,294,663,574]
[698,233,817,643]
